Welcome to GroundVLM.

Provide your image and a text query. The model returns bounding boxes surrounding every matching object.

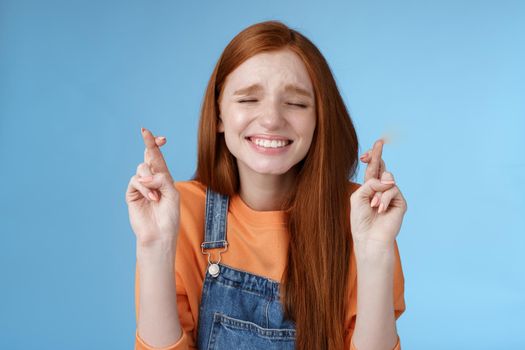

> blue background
[1,0,524,349]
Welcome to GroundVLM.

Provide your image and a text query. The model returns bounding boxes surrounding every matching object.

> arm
[350,239,399,350]
[349,140,408,350]
[128,129,192,349]
[135,241,188,350]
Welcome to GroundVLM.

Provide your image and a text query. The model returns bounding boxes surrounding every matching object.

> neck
[238,165,297,211]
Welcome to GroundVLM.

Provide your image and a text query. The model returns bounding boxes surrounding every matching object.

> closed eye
[238,100,307,108]
[287,102,307,108]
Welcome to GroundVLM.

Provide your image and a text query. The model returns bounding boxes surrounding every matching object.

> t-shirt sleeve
[392,240,406,319]
[134,261,197,350]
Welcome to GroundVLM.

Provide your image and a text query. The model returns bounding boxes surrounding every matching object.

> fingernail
[141,127,145,134]
[148,192,158,201]
[378,202,385,213]
[381,180,395,185]
[159,136,166,142]
[370,196,379,207]
[138,176,153,182]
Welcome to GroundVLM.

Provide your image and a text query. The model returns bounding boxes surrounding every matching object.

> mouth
[245,136,293,149]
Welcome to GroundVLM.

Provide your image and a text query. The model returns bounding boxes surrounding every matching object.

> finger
[141,138,163,198]
[379,158,386,174]
[128,175,159,202]
[155,136,167,147]
[370,160,389,206]
[144,148,152,168]
[380,171,395,183]
[370,193,381,208]
[136,162,154,178]
[136,172,177,199]
[373,171,395,210]
[361,148,386,173]
[364,140,386,206]
[370,159,389,204]
[370,139,384,176]
[141,127,170,174]
[377,185,406,214]
[370,178,386,207]
[351,177,396,204]
[145,137,167,166]
[377,185,400,214]
[364,139,384,182]
[136,162,160,199]
[359,149,372,162]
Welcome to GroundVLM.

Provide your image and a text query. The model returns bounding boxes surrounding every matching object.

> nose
[258,100,286,130]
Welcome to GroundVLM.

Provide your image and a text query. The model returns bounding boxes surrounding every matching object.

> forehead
[222,49,313,93]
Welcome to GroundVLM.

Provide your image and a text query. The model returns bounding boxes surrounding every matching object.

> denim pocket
[206,312,296,350]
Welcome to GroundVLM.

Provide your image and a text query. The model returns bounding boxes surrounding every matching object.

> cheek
[222,110,253,134]
[221,115,249,151]
[292,112,316,139]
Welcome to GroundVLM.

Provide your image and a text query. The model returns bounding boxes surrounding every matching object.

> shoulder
[174,179,207,199]
[173,180,207,216]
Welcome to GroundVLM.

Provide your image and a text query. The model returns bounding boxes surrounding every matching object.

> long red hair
[193,20,359,350]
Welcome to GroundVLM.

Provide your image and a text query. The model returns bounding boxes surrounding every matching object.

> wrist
[136,238,177,264]
[353,238,395,269]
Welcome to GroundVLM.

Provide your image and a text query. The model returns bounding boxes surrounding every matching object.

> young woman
[126,20,407,350]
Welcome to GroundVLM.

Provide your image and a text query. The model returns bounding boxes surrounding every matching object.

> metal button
[208,263,220,277]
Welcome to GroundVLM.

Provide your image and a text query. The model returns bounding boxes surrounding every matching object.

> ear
[217,115,225,133]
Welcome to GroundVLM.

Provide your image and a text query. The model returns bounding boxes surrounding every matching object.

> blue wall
[1,1,524,349]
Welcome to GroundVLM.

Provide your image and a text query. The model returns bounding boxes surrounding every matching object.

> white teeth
[251,138,290,148]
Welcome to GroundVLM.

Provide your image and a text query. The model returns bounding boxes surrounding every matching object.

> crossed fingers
[141,127,169,174]
[360,139,395,213]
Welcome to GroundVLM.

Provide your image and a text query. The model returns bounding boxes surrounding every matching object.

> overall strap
[201,187,229,250]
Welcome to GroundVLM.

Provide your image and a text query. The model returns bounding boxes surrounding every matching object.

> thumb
[356,178,396,199]
[137,172,176,195]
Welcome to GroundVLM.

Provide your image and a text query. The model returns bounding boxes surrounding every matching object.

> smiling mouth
[245,137,293,149]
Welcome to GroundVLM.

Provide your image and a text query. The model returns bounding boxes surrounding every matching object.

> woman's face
[218,49,316,178]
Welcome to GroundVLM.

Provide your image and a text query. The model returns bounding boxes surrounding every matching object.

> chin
[246,162,295,176]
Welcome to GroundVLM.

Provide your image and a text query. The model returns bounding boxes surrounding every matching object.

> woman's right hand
[125,127,180,248]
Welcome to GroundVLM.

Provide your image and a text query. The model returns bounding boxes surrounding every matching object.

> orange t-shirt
[135,180,405,350]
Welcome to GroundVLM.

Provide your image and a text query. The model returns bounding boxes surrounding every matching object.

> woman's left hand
[350,139,408,246]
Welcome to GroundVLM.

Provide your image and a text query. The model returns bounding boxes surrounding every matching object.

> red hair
[193,20,359,350]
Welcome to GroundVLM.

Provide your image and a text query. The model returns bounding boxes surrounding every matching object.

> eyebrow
[233,83,314,99]
[233,84,263,96]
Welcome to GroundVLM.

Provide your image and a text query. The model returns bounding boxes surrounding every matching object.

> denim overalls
[196,188,296,350]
